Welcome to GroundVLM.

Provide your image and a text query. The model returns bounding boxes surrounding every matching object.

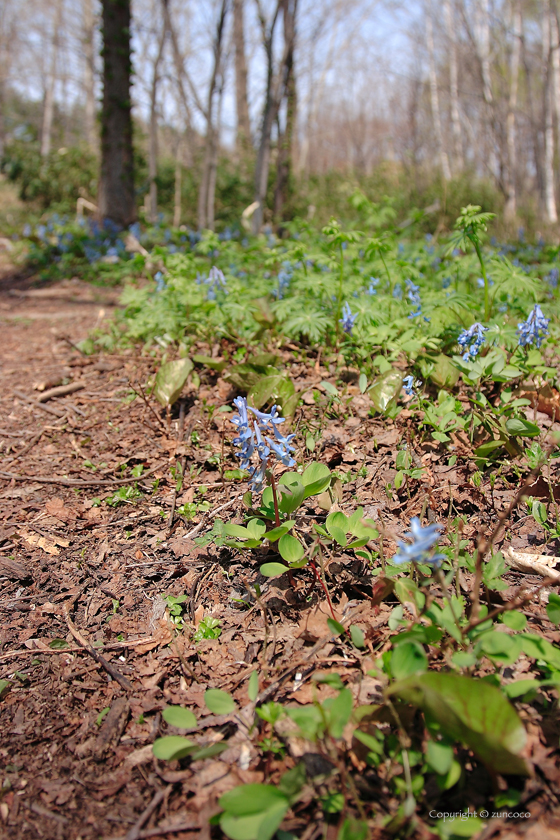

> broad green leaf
[391,641,428,680]
[337,818,369,840]
[429,354,459,389]
[326,511,348,533]
[350,625,365,648]
[547,593,560,625]
[388,672,528,775]
[152,735,197,760]
[323,688,353,738]
[532,500,548,527]
[321,380,339,396]
[205,688,235,714]
[301,462,331,497]
[246,519,267,540]
[162,706,197,729]
[476,631,522,665]
[505,418,540,437]
[224,523,252,540]
[359,372,368,393]
[153,357,193,407]
[249,375,295,412]
[0,679,11,700]
[426,740,454,776]
[369,369,403,414]
[219,784,289,817]
[278,476,305,514]
[474,440,504,459]
[451,651,477,669]
[248,670,259,701]
[503,611,527,631]
[435,815,486,838]
[49,638,69,649]
[190,742,229,761]
[260,562,289,578]
[519,633,560,669]
[220,801,288,840]
[192,354,227,372]
[264,521,296,542]
[504,679,540,700]
[278,534,305,565]
[224,363,273,393]
[327,618,345,636]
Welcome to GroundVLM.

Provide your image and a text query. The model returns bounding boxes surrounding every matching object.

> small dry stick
[63,604,132,691]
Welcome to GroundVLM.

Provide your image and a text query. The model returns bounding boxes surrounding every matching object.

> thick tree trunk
[233,0,251,155]
[98,0,136,228]
[504,1,521,220]
[41,0,63,157]
[149,28,166,225]
[543,1,557,222]
[426,8,451,181]
[444,0,463,173]
[274,6,296,222]
[82,0,97,149]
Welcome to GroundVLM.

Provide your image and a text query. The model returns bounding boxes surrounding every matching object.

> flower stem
[471,237,491,321]
[269,471,281,528]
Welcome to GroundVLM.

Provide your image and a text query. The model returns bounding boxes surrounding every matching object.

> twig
[37,381,86,402]
[106,820,198,840]
[182,494,243,541]
[3,429,45,465]
[63,604,133,690]
[0,464,162,488]
[124,786,173,840]
[13,389,66,418]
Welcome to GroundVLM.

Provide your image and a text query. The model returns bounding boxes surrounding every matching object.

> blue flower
[546,268,558,289]
[340,302,357,334]
[458,323,487,361]
[367,277,380,295]
[406,279,422,318]
[230,398,295,493]
[402,375,421,397]
[393,283,402,299]
[393,518,444,566]
[517,304,550,348]
[154,271,166,292]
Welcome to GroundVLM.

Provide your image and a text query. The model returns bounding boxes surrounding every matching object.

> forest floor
[1,263,560,840]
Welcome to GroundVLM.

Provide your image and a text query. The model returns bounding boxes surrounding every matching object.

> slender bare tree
[233,0,251,155]
[426,4,451,181]
[41,0,63,157]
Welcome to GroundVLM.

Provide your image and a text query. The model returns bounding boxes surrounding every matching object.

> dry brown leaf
[133,619,173,654]
[45,498,78,521]
[20,530,63,555]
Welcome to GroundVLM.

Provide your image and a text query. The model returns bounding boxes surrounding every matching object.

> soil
[1,267,560,840]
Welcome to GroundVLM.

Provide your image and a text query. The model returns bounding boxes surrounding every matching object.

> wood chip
[92,697,130,761]
[503,547,560,581]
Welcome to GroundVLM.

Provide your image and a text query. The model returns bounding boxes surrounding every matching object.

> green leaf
[369,369,403,414]
[388,672,528,775]
[547,593,560,625]
[323,688,353,738]
[162,706,197,729]
[391,641,428,680]
[429,354,459,389]
[359,373,367,393]
[505,418,541,437]
[205,688,235,714]
[0,679,11,700]
[473,439,504,459]
[532,500,548,527]
[350,625,365,649]
[301,462,331,497]
[327,618,345,636]
[224,523,252,540]
[477,631,522,665]
[426,740,454,775]
[49,638,69,649]
[277,477,305,515]
[321,381,339,396]
[503,611,527,631]
[190,742,229,761]
[249,375,295,413]
[152,735,197,761]
[153,357,193,407]
[248,670,259,701]
[337,818,369,840]
[219,785,290,840]
[260,562,289,578]
[451,651,477,669]
[519,633,560,669]
[278,534,305,565]
[264,521,295,542]
[192,354,227,372]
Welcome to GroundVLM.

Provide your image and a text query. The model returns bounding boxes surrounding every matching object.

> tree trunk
[149,27,166,225]
[551,8,560,204]
[444,0,463,173]
[252,0,297,234]
[233,0,251,155]
[41,0,63,157]
[173,138,182,228]
[82,0,97,149]
[161,1,195,170]
[426,7,451,181]
[98,0,136,228]
[197,0,228,230]
[274,3,296,223]
[543,1,558,222]
[504,0,521,220]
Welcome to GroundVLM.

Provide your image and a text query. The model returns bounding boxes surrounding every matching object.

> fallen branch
[63,604,133,690]
[37,380,86,402]
[0,464,162,488]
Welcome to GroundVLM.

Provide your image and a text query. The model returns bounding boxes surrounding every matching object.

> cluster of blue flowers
[517,304,550,348]
[457,322,487,361]
[393,518,444,567]
[406,279,422,318]
[231,397,296,493]
[340,302,357,334]
[546,268,559,289]
[402,375,421,397]
[274,261,293,299]
[198,266,227,300]
[367,277,380,295]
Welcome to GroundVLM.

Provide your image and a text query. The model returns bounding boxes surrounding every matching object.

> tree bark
[41,0,63,157]
[82,0,97,149]
[98,0,136,228]
[543,0,557,222]
[233,0,251,155]
[426,6,451,181]
[444,0,463,173]
[504,0,521,220]
[149,26,166,225]
[274,0,297,223]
